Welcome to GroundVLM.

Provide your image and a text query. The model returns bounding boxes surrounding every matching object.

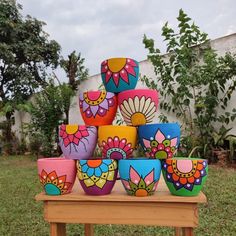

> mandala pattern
[101,58,138,87]
[142,129,178,159]
[77,160,117,189]
[162,159,208,191]
[121,166,158,197]
[120,96,156,126]
[59,125,96,155]
[101,136,133,159]
[79,90,116,118]
[39,169,72,195]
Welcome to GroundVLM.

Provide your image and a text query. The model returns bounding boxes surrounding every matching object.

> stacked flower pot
[37,57,208,197]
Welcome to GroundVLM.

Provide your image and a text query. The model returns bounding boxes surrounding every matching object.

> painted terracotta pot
[37,157,76,195]
[138,123,180,159]
[118,89,158,126]
[98,125,137,159]
[59,124,97,160]
[101,58,139,93]
[119,158,161,197]
[162,158,208,196]
[77,159,118,195]
[79,90,118,126]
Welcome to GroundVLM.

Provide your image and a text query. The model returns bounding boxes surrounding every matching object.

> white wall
[9,33,236,140]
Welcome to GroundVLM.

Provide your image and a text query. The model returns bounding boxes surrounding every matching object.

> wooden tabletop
[35,176,207,204]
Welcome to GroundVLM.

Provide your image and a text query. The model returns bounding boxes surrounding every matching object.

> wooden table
[35,178,207,236]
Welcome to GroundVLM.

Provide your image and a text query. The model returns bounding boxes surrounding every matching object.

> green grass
[0,155,235,236]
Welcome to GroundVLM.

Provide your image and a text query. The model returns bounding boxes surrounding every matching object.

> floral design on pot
[98,125,137,159]
[119,159,161,197]
[101,58,139,93]
[77,159,118,195]
[118,89,158,126]
[79,90,117,126]
[37,157,76,195]
[59,125,97,160]
[162,158,208,196]
[138,123,180,159]
[39,170,72,195]
[121,167,158,197]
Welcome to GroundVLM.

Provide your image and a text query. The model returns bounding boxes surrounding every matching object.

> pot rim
[37,157,75,163]
[138,122,180,128]
[164,157,208,162]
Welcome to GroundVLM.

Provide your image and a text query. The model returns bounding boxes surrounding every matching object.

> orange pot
[79,90,118,126]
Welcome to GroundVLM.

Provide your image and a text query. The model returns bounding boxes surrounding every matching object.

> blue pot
[118,158,161,197]
[101,58,139,93]
[138,123,181,159]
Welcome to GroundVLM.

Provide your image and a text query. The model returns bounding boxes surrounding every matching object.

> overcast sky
[19,0,236,79]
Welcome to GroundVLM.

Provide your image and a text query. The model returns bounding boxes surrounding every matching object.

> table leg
[175,227,183,236]
[50,223,66,236]
[84,224,94,236]
[183,227,194,236]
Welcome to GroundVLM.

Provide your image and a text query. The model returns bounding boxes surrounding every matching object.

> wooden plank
[175,227,183,236]
[44,201,199,227]
[50,223,66,236]
[84,224,94,236]
[183,227,194,236]
[35,180,207,204]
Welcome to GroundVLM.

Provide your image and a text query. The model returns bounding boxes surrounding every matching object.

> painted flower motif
[77,160,117,189]
[59,124,89,147]
[142,129,178,159]
[120,96,156,126]
[39,169,72,195]
[101,136,133,159]
[101,58,138,87]
[163,159,208,191]
[121,167,158,197]
[79,90,116,118]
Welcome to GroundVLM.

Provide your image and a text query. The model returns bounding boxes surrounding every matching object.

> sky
[19,0,236,79]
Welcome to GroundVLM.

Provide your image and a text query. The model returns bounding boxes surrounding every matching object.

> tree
[142,9,236,158]
[60,51,88,90]
[0,0,60,146]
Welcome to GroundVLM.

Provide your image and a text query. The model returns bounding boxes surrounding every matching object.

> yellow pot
[98,125,137,159]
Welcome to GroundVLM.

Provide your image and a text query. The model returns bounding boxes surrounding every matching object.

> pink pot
[37,157,76,195]
[118,89,158,126]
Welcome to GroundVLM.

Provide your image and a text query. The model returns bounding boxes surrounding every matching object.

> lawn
[0,156,236,236]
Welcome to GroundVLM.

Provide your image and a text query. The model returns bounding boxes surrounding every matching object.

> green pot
[162,157,208,196]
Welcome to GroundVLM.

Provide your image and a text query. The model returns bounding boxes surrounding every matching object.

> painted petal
[107,170,115,181]
[127,58,138,67]
[84,178,95,187]
[125,64,136,76]
[87,168,95,177]
[171,137,178,147]
[113,73,120,87]
[79,93,84,101]
[68,134,74,142]
[105,71,112,83]
[74,131,82,139]
[81,130,89,137]
[82,101,89,112]
[101,65,108,73]
[63,137,70,147]
[122,179,131,189]
[100,171,108,179]
[120,103,132,117]
[100,163,109,172]
[144,169,154,184]
[62,131,67,139]
[81,164,89,172]
[119,138,127,149]
[184,183,194,191]
[142,98,151,114]
[101,60,107,66]
[139,96,146,111]
[73,137,79,145]
[90,105,99,117]
[48,171,58,181]
[143,138,151,149]
[122,100,133,115]
[113,136,120,148]
[106,92,114,99]
[94,167,102,177]
[107,137,114,148]
[128,98,136,113]
[120,69,129,84]
[155,129,165,143]
[95,178,106,188]
[145,102,155,116]
[130,166,141,183]
[99,98,109,110]
[133,96,140,112]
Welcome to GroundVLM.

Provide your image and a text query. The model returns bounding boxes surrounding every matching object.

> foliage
[0,0,60,151]
[60,50,89,90]
[23,80,75,156]
[142,9,236,158]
